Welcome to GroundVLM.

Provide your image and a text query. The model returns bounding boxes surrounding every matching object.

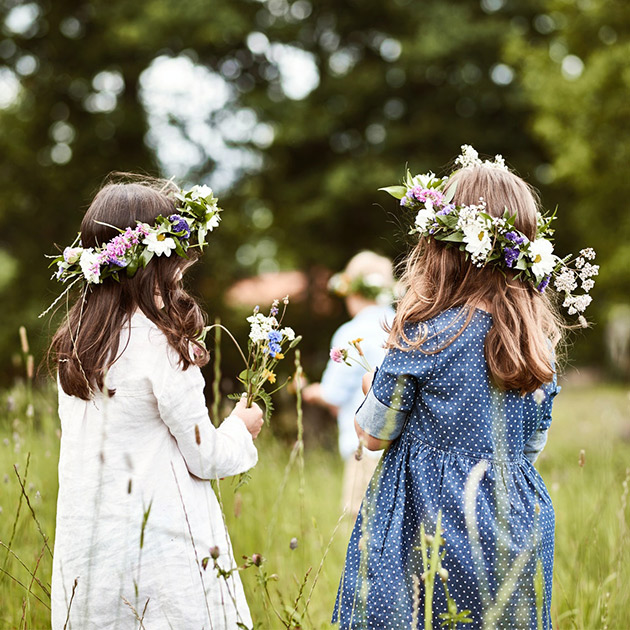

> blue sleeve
[539,373,560,431]
[355,332,435,441]
[523,429,549,464]
[524,372,560,463]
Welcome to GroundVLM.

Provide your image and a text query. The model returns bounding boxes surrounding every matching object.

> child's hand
[232,396,264,439]
[362,370,375,395]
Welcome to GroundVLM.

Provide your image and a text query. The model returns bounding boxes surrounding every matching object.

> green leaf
[438,233,465,243]
[444,180,457,203]
[126,258,139,277]
[140,248,154,268]
[378,185,407,200]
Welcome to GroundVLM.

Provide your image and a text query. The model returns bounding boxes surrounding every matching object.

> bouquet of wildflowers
[330,338,372,372]
[220,297,301,422]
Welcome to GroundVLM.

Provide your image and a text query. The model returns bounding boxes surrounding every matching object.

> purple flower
[503,246,520,268]
[437,203,456,216]
[169,214,191,239]
[267,342,282,358]
[537,275,551,293]
[270,306,279,316]
[505,231,525,245]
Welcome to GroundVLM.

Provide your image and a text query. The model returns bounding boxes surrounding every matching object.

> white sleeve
[152,343,258,480]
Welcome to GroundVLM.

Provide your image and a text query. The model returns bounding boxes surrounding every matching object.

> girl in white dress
[48,177,263,630]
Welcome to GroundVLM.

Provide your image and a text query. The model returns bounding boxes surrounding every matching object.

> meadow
[0,376,629,629]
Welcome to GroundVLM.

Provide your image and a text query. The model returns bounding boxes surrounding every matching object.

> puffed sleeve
[356,323,435,441]
[152,343,258,480]
[523,373,560,463]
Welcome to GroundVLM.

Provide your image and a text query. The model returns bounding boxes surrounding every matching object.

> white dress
[51,311,258,630]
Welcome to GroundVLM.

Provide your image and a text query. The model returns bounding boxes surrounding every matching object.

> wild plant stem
[211,318,222,426]
[2,454,30,575]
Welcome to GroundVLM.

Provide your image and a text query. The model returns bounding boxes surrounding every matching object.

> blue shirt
[320,304,394,460]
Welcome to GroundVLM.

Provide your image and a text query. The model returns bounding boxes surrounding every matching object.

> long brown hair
[49,174,210,400]
[388,165,563,393]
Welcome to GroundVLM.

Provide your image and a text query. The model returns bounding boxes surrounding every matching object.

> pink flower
[330,347,345,363]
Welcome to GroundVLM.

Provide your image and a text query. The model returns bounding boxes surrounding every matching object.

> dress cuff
[523,428,549,464]
[221,414,258,469]
[355,388,408,441]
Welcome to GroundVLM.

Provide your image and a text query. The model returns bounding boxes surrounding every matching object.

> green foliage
[0,0,563,382]
[506,0,630,353]
[1,379,630,628]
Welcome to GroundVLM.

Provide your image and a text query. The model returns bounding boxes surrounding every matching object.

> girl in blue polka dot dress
[333,147,597,629]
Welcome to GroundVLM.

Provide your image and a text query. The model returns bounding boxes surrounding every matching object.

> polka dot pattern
[333,308,558,629]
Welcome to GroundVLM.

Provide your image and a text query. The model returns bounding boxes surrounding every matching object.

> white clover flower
[189,184,214,201]
[528,238,556,278]
[247,313,276,343]
[456,204,482,230]
[581,279,595,292]
[143,232,176,257]
[554,268,577,293]
[579,263,599,280]
[493,154,506,170]
[415,208,435,233]
[79,249,101,284]
[282,327,296,341]
[455,145,481,169]
[563,294,592,315]
[463,220,493,262]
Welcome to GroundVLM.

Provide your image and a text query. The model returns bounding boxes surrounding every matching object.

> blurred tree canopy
[0,0,626,380]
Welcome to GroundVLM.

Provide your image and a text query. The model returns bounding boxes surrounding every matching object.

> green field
[1,380,629,629]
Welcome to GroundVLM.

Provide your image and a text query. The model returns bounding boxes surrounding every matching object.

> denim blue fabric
[334,307,559,630]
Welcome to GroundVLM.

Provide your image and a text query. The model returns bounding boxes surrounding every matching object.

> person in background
[302,251,395,518]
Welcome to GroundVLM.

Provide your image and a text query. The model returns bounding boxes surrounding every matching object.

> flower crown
[328,271,394,305]
[41,184,221,317]
[380,145,597,324]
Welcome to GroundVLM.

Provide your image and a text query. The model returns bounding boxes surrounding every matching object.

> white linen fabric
[51,310,258,630]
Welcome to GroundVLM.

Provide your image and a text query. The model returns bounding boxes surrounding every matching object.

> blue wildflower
[169,214,191,239]
[503,246,520,268]
[537,275,551,293]
[268,330,283,343]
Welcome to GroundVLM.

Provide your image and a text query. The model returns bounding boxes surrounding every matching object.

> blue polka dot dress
[333,307,559,629]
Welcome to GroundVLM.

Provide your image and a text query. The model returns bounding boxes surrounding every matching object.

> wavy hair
[387,165,564,393]
[49,174,210,400]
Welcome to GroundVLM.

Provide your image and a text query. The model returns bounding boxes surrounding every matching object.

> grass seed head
[578,449,586,467]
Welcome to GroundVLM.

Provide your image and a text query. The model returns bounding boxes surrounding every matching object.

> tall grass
[0,379,629,628]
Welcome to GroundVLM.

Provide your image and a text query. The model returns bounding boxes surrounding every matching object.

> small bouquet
[207,297,301,422]
[330,338,372,372]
